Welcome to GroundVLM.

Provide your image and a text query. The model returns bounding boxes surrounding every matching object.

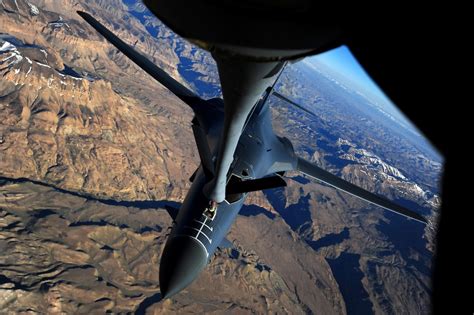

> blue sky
[311,45,382,97]
[304,45,443,161]
[306,45,416,127]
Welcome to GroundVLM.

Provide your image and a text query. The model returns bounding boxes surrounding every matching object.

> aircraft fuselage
[159,96,296,298]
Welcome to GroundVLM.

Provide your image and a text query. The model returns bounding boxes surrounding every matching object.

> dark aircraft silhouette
[78,5,428,300]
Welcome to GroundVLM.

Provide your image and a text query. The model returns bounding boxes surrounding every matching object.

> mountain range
[0,0,441,313]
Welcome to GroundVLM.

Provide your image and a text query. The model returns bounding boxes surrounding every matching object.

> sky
[310,45,383,98]
[305,45,419,130]
[304,46,445,160]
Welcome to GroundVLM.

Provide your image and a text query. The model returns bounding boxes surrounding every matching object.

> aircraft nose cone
[159,235,208,299]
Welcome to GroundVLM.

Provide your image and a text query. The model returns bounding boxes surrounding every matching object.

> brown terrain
[0,0,344,313]
[0,0,437,314]
[0,178,345,314]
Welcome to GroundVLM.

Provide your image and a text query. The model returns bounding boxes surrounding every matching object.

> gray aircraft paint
[160,90,297,298]
[78,10,428,300]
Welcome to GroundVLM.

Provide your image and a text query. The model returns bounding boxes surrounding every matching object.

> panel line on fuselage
[174,229,210,258]
[193,218,214,231]
[191,236,210,259]
[197,216,212,244]
[184,226,213,244]
[177,214,215,258]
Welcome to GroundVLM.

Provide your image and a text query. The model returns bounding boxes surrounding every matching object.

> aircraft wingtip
[76,10,88,18]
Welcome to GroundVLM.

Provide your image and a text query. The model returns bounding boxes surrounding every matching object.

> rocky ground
[0,0,200,202]
[0,178,346,313]
[0,0,440,314]
[0,1,344,313]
